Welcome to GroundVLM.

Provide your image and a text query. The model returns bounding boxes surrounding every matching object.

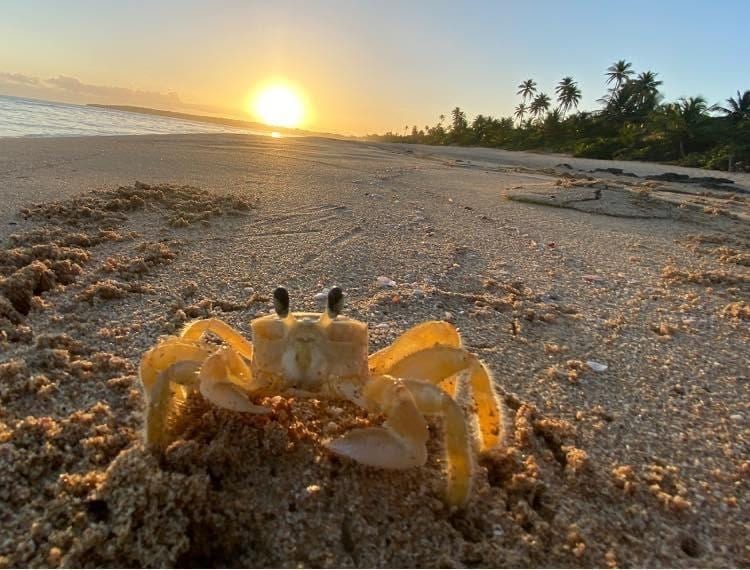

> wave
[0,95,267,138]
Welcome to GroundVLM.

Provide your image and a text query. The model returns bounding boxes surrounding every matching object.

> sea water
[0,95,266,138]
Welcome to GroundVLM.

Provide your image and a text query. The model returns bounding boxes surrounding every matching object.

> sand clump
[660,263,750,287]
[99,241,177,279]
[721,300,750,321]
[682,234,750,266]
[553,172,604,189]
[20,181,254,230]
[76,279,155,304]
[0,260,77,342]
[713,247,750,266]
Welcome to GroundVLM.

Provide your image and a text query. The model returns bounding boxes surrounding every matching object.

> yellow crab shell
[250,311,368,394]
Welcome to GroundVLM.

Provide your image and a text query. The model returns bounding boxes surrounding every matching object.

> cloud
[44,75,182,107]
[0,71,248,120]
[0,72,39,85]
[0,71,183,109]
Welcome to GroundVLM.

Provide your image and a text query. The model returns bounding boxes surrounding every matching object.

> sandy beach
[0,133,748,567]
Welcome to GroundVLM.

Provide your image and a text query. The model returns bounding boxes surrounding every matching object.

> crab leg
[180,318,254,360]
[198,347,270,413]
[144,360,202,450]
[368,321,460,374]
[329,374,473,506]
[369,320,463,397]
[140,339,213,450]
[371,375,473,505]
[140,338,213,395]
[326,375,429,470]
[403,379,473,507]
[178,318,270,411]
[387,346,504,450]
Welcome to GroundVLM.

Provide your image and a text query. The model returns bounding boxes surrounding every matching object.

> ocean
[0,95,267,138]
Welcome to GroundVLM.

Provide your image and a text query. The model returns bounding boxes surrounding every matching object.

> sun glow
[251,84,304,128]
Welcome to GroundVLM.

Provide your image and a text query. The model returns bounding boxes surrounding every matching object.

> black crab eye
[327,286,344,317]
[273,286,289,318]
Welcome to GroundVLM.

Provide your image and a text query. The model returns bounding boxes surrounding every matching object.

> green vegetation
[369,62,750,172]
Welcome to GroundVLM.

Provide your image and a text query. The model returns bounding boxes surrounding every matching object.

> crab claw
[327,377,429,469]
[326,427,427,469]
[200,379,269,413]
[199,350,270,414]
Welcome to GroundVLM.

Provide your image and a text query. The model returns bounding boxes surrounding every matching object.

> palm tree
[555,76,582,117]
[597,91,614,108]
[679,96,708,122]
[630,71,663,115]
[606,60,634,89]
[665,96,709,157]
[715,90,750,121]
[517,79,537,101]
[543,109,563,132]
[450,107,468,136]
[514,103,527,124]
[438,114,445,126]
[712,90,750,171]
[635,71,662,93]
[472,114,491,143]
[529,93,551,121]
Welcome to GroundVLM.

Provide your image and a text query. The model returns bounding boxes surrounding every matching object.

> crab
[140,286,504,506]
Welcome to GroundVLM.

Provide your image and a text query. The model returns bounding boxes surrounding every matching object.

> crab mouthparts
[281,339,328,387]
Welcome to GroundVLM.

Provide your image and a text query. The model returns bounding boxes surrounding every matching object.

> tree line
[367,60,749,172]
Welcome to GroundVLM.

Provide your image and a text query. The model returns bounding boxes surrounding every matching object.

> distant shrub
[678,146,742,171]
[572,138,621,159]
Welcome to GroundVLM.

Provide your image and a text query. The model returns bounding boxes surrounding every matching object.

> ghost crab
[140,287,504,506]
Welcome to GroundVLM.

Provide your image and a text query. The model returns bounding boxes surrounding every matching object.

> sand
[0,134,748,568]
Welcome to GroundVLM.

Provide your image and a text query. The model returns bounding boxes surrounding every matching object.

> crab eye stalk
[327,286,344,317]
[273,286,290,318]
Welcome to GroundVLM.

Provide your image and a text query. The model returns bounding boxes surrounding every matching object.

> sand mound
[21,181,254,230]
[22,392,607,568]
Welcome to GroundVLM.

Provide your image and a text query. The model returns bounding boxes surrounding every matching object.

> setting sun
[251,85,304,128]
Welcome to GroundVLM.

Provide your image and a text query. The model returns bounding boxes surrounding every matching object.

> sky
[1,0,747,135]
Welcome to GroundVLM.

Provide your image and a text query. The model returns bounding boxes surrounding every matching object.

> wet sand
[0,134,748,567]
